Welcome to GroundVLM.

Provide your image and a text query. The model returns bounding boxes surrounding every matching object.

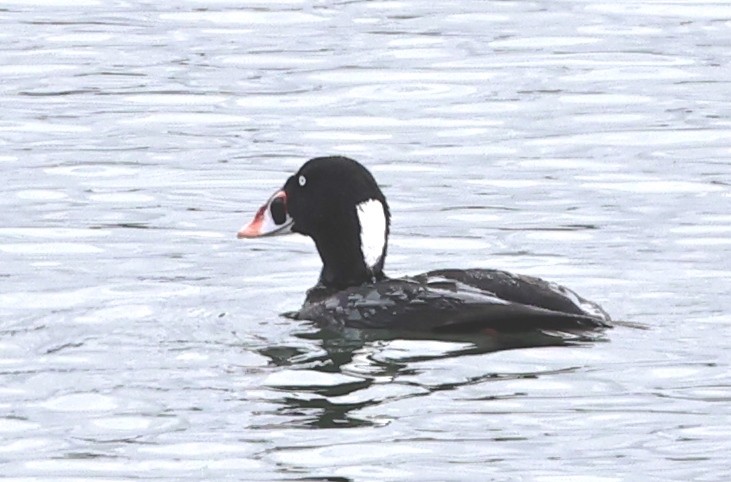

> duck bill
[237,190,294,238]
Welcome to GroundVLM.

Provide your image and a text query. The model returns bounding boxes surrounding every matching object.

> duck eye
[298,175,306,187]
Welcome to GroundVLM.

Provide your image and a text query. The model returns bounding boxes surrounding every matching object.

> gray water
[2,1,731,480]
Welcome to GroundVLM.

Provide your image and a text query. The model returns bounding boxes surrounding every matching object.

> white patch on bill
[356,199,386,270]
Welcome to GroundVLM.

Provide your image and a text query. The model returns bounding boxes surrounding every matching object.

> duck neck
[312,228,385,289]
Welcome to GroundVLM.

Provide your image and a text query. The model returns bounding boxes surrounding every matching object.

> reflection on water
[2,0,731,480]
[259,326,608,429]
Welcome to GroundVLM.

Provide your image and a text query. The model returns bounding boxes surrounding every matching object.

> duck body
[238,156,611,334]
[295,269,610,333]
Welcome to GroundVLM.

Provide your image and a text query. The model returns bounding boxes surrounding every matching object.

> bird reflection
[256,324,608,429]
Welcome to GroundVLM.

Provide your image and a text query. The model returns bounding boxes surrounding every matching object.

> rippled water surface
[2,1,731,480]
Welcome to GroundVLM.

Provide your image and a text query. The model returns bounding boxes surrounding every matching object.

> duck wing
[296,274,611,333]
[419,269,611,322]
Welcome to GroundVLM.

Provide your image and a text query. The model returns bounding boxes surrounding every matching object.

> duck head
[238,156,390,289]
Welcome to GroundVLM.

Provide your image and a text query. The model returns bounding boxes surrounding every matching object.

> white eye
[298,175,306,187]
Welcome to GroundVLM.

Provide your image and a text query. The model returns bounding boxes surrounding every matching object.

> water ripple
[2,0,730,480]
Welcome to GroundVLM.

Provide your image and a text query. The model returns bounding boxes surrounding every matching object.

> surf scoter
[237,156,611,333]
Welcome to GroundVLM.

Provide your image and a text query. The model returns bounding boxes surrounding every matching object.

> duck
[237,156,611,334]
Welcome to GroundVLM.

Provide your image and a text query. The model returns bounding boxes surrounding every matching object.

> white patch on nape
[356,198,386,270]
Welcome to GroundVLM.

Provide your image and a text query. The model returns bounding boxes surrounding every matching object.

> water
[2,0,730,480]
